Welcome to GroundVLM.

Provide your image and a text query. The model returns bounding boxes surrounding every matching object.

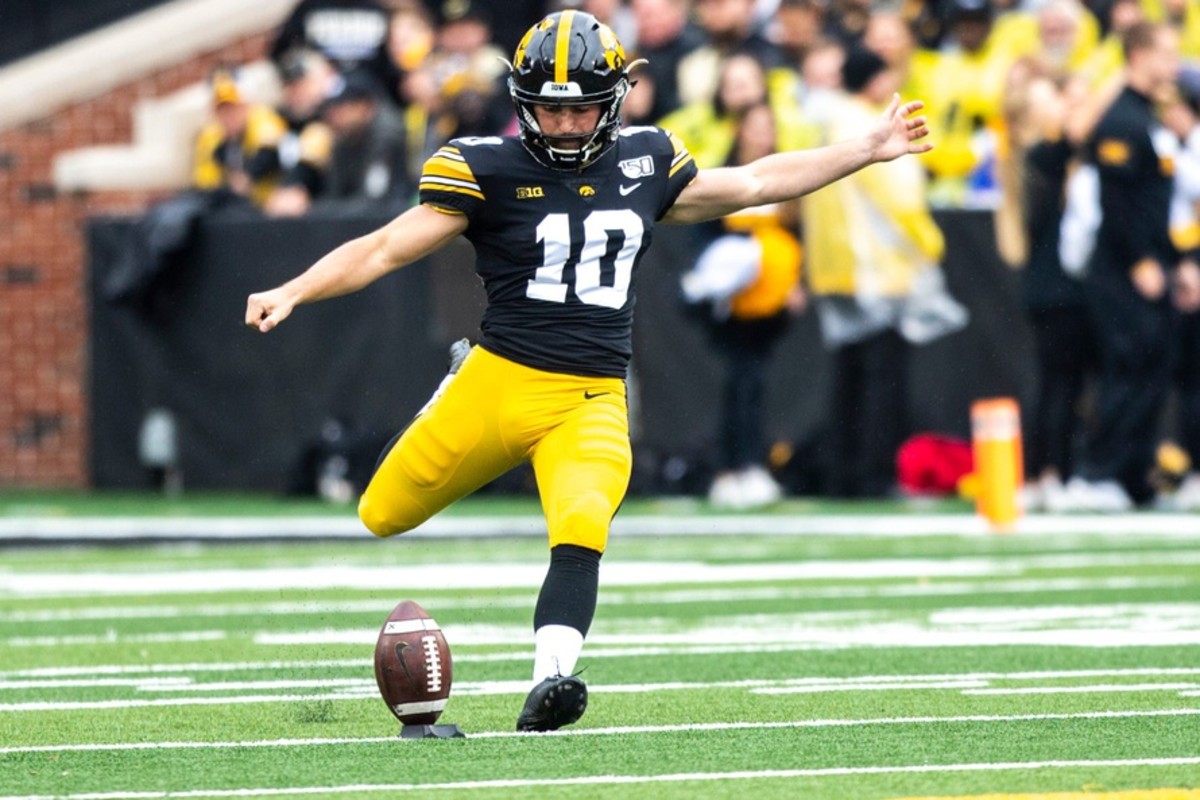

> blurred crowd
[193,0,1200,214]
[187,0,1200,512]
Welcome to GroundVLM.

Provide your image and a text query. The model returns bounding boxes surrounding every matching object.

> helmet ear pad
[508,11,631,170]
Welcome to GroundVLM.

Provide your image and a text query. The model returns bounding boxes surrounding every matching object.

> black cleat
[515,674,588,732]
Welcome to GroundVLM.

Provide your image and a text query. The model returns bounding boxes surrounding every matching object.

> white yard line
[962,683,1200,695]
[5,551,1200,598]
[5,631,226,647]
[2,756,1199,799]
[5,671,1200,711]
[7,662,1200,685]
[2,708,1198,754]
[8,622,1200,651]
[3,576,1188,623]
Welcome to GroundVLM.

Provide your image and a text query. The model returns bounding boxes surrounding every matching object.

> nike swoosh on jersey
[618,182,642,196]
[583,390,611,399]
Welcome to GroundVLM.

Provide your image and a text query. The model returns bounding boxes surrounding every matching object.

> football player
[245,10,931,732]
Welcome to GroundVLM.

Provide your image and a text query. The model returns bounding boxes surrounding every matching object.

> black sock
[533,544,602,637]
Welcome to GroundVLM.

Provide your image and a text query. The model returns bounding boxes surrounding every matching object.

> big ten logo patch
[517,186,545,199]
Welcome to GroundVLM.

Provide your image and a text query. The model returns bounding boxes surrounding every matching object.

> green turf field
[2,510,1199,799]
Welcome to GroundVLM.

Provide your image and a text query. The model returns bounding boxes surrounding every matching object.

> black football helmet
[508,11,634,170]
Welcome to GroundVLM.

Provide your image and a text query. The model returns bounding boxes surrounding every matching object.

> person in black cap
[265,50,339,217]
[318,71,413,209]
[421,0,550,54]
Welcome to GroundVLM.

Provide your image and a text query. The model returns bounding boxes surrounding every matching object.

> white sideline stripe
[3,576,1190,623]
[3,708,1198,754]
[2,757,1199,799]
[6,512,1200,541]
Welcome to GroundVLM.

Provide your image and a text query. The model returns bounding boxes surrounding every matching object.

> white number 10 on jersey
[527,209,645,309]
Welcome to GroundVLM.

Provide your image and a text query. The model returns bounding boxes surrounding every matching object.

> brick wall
[0,32,270,487]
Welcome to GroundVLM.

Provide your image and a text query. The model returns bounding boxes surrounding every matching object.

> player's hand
[1131,257,1166,301]
[245,288,296,333]
[1174,259,1200,312]
[871,94,932,163]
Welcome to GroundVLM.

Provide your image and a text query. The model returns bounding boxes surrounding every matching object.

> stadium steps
[0,0,291,134]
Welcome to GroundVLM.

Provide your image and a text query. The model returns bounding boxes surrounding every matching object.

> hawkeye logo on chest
[618,155,655,180]
[516,186,545,199]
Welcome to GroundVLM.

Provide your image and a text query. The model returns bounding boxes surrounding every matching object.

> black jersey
[417,128,698,377]
[1087,86,1177,278]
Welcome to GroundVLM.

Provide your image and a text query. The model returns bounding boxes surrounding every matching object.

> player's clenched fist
[244,289,295,333]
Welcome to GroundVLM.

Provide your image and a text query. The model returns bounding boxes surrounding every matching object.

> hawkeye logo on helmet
[540,82,582,97]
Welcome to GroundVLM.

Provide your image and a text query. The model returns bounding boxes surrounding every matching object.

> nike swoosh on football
[618,183,642,196]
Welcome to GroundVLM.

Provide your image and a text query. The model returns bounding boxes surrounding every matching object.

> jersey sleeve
[418,144,486,219]
[659,128,698,220]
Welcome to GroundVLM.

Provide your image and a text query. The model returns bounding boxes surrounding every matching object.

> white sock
[531,624,584,685]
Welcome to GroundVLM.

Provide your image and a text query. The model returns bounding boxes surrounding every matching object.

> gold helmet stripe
[554,10,576,84]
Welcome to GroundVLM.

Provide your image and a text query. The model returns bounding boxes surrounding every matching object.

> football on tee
[374,600,453,725]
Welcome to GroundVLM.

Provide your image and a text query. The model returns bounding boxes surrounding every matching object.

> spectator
[772,0,826,65]
[265,50,337,217]
[318,71,414,211]
[626,0,708,126]
[915,0,1014,207]
[864,11,925,100]
[659,53,811,169]
[1076,0,1144,87]
[998,65,1097,512]
[1141,0,1200,57]
[388,0,436,79]
[270,0,400,93]
[802,47,968,498]
[576,0,640,50]
[679,0,793,109]
[1158,68,1200,507]
[422,0,550,55]
[429,0,511,138]
[400,0,510,159]
[680,103,804,509]
[192,68,288,208]
[796,37,845,127]
[823,0,874,45]
[987,0,1101,71]
[1068,22,1198,509]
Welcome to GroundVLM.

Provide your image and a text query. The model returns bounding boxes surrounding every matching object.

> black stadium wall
[89,208,1034,494]
[0,0,174,66]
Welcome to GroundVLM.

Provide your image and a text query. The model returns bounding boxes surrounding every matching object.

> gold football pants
[358,346,630,552]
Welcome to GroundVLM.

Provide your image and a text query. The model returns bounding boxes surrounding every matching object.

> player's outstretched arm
[664,95,931,225]
[245,204,468,333]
